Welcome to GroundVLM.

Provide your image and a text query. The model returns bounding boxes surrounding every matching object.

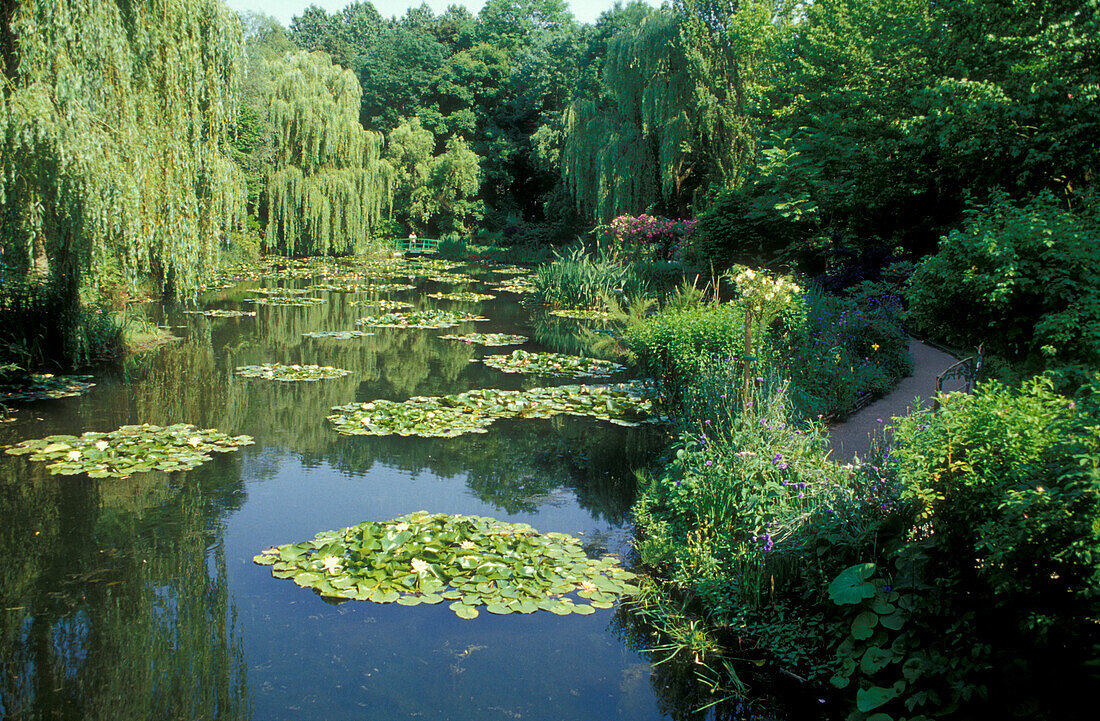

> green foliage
[624,303,745,401]
[906,191,1100,375]
[261,52,392,256]
[0,280,125,367]
[354,309,488,329]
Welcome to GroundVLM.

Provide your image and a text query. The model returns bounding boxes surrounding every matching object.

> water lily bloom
[94,440,109,451]
[321,556,342,574]
[187,436,202,447]
[66,450,82,461]
[411,558,430,574]
[577,580,597,593]
[393,522,410,532]
[459,540,476,551]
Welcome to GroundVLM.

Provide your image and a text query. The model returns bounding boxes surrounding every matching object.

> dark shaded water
[0,262,693,720]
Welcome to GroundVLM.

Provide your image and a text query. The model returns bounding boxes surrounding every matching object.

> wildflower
[705,460,713,467]
[771,453,783,465]
[321,556,342,574]
[797,492,805,499]
[871,343,880,351]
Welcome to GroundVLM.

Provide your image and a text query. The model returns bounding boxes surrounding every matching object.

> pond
[0,258,702,720]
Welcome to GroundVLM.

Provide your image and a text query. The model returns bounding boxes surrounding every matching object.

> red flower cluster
[604,214,697,261]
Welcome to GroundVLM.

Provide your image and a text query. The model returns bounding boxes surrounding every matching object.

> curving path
[826,338,960,463]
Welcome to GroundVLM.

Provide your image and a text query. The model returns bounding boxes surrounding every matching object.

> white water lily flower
[393,522,410,533]
[459,540,476,551]
[94,440,109,452]
[321,556,342,574]
[186,436,202,448]
[66,450,82,461]
[577,580,597,593]
[410,558,430,574]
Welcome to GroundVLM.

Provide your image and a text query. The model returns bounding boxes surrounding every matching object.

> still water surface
[0,261,688,720]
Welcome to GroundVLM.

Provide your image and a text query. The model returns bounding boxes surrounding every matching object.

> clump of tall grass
[532,244,650,309]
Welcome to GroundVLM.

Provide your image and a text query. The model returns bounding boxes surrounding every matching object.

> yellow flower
[321,556,342,574]
[871,343,880,351]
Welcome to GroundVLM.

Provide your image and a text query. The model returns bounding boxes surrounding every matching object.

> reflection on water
[0,264,726,720]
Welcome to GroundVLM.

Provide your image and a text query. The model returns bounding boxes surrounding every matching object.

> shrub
[601,213,697,262]
[829,375,1100,720]
[906,190,1100,375]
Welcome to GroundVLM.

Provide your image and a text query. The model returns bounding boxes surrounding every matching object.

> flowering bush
[602,214,697,261]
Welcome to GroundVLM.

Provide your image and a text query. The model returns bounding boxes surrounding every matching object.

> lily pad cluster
[492,278,536,294]
[252,511,639,618]
[249,287,310,296]
[4,423,254,478]
[427,291,496,302]
[365,282,415,293]
[327,381,656,438]
[355,310,489,329]
[439,333,527,346]
[480,350,625,378]
[308,282,376,293]
[348,299,413,310]
[424,272,473,285]
[0,374,96,403]
[249,295,326,307]
[235,363,352,382]
[302,330,375,339]
[549,309,612,320]
[184,309,257,318]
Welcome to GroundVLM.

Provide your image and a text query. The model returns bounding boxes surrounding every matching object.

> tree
[261,52,391,256]
[288,2,384,68]
[0,0,246,302]
[381,118,482,235]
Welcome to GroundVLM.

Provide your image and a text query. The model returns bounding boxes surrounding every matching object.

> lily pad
[327,381,656,438]
[548,309,612,320]
[492,278,537,294]
[427,291,496,302]
[183,309,257,318]
[438,333,527,347]
[235,363,352,382]
[255,512,638,619]
[1,374,95,403]
[248,295,326,306]
[479,350,624,378]
[348,299,414,310]
[4,423,254,478]
[355,310,489,329]
[301,330,376,340]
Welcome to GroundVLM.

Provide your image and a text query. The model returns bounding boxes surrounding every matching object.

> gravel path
[826,338,960,463]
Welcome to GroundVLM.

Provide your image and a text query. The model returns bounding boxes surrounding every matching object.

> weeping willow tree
[561,1,781,223]
[261,51,392,256]
[0,0,247,301]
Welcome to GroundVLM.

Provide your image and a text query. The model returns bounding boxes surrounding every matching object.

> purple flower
[771,453,783,464]
[705,460,713,467]
[797,492,805,499]
[779,462,788,469]
[704,419,711,424]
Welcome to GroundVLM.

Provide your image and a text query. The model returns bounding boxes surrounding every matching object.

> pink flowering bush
[600,214,697,261]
